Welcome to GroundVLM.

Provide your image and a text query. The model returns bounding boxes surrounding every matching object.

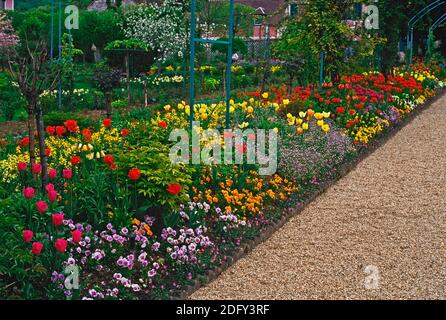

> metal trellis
[406,0,446,68]
[49,0,73,109]
[189,0,235,129]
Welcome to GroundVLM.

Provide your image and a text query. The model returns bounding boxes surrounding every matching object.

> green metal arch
[407,0,446,67]
[188,0,235,129]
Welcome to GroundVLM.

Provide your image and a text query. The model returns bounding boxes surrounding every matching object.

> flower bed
[0,63,444,300]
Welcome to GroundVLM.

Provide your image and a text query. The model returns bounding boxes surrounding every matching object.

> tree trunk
[35,101,49,192]
[125,52,131,106]
[105,91,112,119]
[27,105,36,168]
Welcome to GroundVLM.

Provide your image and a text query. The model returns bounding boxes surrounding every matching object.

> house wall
[5,0,13,10]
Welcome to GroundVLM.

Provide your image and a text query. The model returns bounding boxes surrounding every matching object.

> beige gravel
[190,94,446,300]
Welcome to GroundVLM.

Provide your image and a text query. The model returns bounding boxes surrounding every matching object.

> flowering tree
[121,0,186,64]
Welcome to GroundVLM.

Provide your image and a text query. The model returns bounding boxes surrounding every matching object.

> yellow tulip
[273,127,279,133]
[297,127,304,134]
[283,99,290,105]
[247,106,254,113]
[322,124,330,133]
[164,105,171,111]
[302,123,309,130]
[314,112,323,120]
[262,92,269,99]
[317,120,324,127]
[299,111,306,118]
[322,111,331,118]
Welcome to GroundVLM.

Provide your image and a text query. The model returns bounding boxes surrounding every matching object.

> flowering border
[170,89,446,300]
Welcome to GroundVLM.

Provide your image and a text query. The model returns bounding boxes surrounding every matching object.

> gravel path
[190,94,446,300]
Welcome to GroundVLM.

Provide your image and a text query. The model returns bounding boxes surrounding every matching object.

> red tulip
[23,230,33,243]
[19,137,30,147]
[63,169,72,180]
[45,183,55,192]
[48,190,58,203]
[121,129,130,137]
[82,129,92,142]
[166,183,182,195]
[23,187,35,199]
[55,239,68,253]
[32,163,42,174]
[52,213,64,226]
[158,121,168,128]
[103,155,114,166]
[71,230,82,243]
[55,126,66,137]
[128,168,141,181]
[32,242,44,255]
[17,162,27,172]
[71,156,81,165]
[103,118,112,128]
[49,169,57,179]
[46,126,56,135]
[64,120,79,133]
[36,201,48,213]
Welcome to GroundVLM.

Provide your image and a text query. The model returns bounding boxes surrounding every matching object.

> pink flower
[32,163,42,174]
[22,187,35,199]
[17,162,27,172]
[45,183,55,192]
[49,169,57,179]
[48,190,58,203]
[63,169,72,180]
[23,230,33,243]
[36,201,48,213]
[52,213,64,226]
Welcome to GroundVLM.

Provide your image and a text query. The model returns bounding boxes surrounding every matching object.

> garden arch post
[49,0,73,109]
[188,0,235,129]
[407,0,445,68]
[319,52,325,85]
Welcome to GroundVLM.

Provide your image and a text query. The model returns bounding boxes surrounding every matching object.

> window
[289,3,299,16]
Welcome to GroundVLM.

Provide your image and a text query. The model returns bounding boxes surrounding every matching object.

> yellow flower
[299,111,306,118]
[246,106,254,113]
[164,105,171,111]
[273,127,279,133]
[262,92,269,99]
[317,120,324,127]
[302,123,309,130]
[322,124,330,133]
[322,111,331,118]
[283,99,290,105]
[314,113,323,120]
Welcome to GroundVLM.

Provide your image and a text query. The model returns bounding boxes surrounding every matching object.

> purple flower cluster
[161,227,213,264]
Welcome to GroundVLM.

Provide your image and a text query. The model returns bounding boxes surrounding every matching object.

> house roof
[235,0,287,15]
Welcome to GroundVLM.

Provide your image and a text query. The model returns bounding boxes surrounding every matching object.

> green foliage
[44,111,96,129]
[0,72,26,121]
[212,37,247,56]
[105,39,148,51]
[111,99,127,109]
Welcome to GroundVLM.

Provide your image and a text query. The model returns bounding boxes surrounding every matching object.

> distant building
[88,0,140,11]
[0,0,14,11]
[236,0,307,39]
